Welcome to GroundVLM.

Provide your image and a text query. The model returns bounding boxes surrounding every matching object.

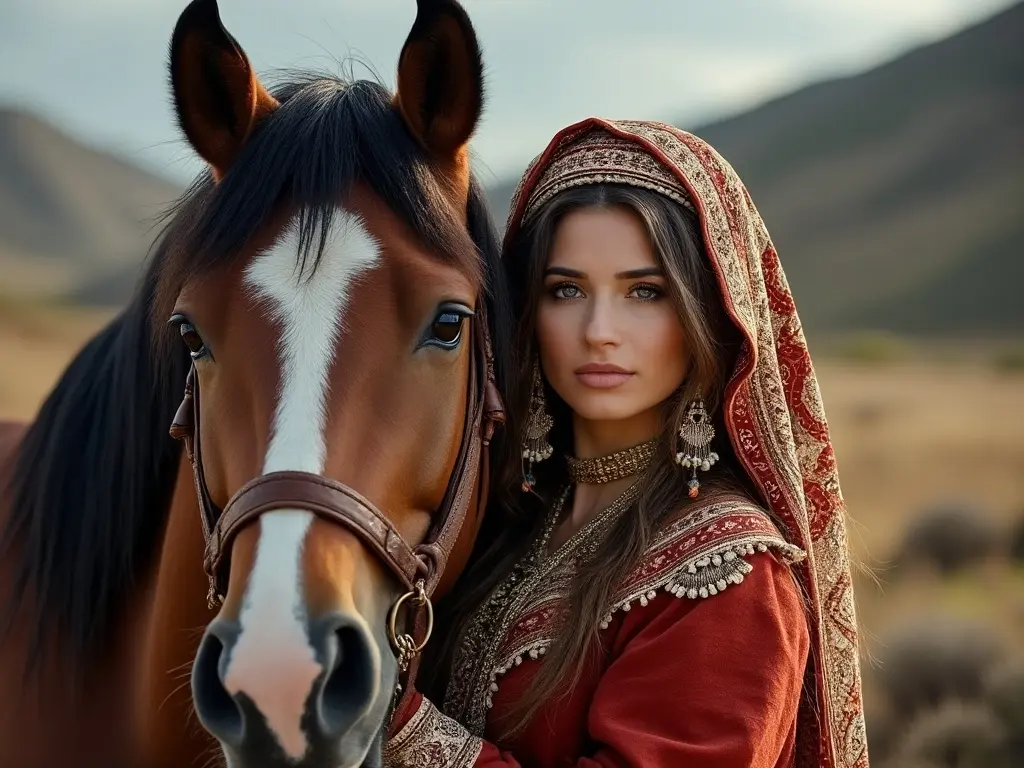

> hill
[486,2,1024,337]
[1,3,1020,337]
[0,107,182,303]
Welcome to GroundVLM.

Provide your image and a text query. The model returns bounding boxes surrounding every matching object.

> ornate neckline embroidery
[443,480,643,735]
[442,493,806,738]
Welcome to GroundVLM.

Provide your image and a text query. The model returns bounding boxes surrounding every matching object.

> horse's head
[159,1,502,764]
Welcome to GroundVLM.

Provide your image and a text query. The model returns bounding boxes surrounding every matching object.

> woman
[384,119,869,768]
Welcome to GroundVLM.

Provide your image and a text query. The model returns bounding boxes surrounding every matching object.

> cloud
[782,0,1014,31]
[0,0,1016,183]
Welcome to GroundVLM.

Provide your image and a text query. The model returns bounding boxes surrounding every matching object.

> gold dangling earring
[521,361,554,491]
[674,397,718,498]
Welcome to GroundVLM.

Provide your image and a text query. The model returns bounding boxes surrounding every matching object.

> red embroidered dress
[385,120,869,768]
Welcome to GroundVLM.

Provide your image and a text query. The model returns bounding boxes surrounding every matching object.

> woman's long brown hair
[420,183,761,740]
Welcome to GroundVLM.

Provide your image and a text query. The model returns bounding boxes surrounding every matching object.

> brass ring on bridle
[386,579,434,658]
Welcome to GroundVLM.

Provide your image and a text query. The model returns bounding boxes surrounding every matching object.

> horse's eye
[179,322,208,359]
[431,312,464,347]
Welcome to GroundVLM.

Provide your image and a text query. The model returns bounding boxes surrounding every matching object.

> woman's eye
[552,282,583,300]
[431,312,464,346]
[179,323,208,359]
[630,283,663,301]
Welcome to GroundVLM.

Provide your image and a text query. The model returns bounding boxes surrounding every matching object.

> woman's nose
[583,296,622,347]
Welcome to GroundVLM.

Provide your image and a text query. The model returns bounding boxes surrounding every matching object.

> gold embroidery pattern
[444,482,643,736]
[384,696,482,768]
[519,129,696,224]
[502,119,869,768]
[495,501,802,667]
[598,503,806,626]
[444,496,803,738]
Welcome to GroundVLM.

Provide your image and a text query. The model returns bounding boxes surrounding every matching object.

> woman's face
[535,204,689,427]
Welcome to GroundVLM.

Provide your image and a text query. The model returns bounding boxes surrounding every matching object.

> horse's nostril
[314,616,377,737]
[192,626,244,747]
[190,613,381,756]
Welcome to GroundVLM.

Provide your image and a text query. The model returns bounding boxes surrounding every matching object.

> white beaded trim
[597,542,768,629]
[481,539,804,707]
[484,642,550,709]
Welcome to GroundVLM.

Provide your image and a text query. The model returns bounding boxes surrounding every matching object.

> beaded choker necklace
[565,439,658,485]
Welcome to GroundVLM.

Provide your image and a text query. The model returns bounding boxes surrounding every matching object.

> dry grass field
[0,301,117,420]
[2,306,1022,764]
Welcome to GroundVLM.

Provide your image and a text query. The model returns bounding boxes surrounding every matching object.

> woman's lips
[574,363,634,389]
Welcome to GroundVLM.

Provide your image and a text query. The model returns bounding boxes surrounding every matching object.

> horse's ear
[169,0,278,178]
[394,0,484,172]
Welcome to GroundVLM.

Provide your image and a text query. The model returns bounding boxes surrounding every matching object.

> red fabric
[393,552,808,766]
[500,119,869,768]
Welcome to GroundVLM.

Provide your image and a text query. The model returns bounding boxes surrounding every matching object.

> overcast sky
[0,0,1015,185]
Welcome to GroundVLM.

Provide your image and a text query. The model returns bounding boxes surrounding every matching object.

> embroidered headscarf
[504,119,868,768]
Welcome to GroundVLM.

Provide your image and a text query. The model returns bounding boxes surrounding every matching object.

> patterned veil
[503,119,869,768]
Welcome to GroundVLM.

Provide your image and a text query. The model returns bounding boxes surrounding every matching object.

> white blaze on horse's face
[222,214,381,761]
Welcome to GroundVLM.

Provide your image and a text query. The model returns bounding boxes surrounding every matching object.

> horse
[0,0,512,765]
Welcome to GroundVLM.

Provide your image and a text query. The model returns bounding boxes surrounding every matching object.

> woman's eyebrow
[544,266,663,279]
[615,267,662,279]
[544,266,586,278]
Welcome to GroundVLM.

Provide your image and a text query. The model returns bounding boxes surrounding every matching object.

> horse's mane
[0,73,513,671]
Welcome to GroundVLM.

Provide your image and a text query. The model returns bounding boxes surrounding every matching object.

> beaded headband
[520,127,696,225]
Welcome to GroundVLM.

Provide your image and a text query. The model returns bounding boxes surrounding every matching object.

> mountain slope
[486,2,1024,337]
[1,2,1020,336]
[0,107,181,300]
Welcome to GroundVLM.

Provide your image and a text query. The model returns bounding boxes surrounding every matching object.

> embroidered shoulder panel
[600,498,806,623]
[500,497,805,660]
[384,696,482,768]
[443,495,805,736]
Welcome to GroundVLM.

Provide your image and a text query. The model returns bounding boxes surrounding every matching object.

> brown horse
[0,1,512,766]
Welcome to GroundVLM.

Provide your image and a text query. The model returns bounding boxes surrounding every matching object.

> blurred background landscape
[1,1,1022,765]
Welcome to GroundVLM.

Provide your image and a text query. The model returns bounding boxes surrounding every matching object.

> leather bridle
[169,308,504,697]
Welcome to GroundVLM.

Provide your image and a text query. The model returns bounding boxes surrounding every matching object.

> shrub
[1009,513,1024,563]
[991,347,1024,374]
[893,700,1008,768]
[984,657,1024,755]
[875,617,1004,719]
[895,502,1000,575]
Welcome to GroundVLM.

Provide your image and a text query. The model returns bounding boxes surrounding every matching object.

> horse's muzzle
[192,611,383,767]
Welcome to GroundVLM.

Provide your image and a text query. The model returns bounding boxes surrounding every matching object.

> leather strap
[169,366,218,543]
[207,472,431,593]
[170,313,504,607]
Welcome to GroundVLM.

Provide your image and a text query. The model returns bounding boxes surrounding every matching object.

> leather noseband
[169,314,504,612]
